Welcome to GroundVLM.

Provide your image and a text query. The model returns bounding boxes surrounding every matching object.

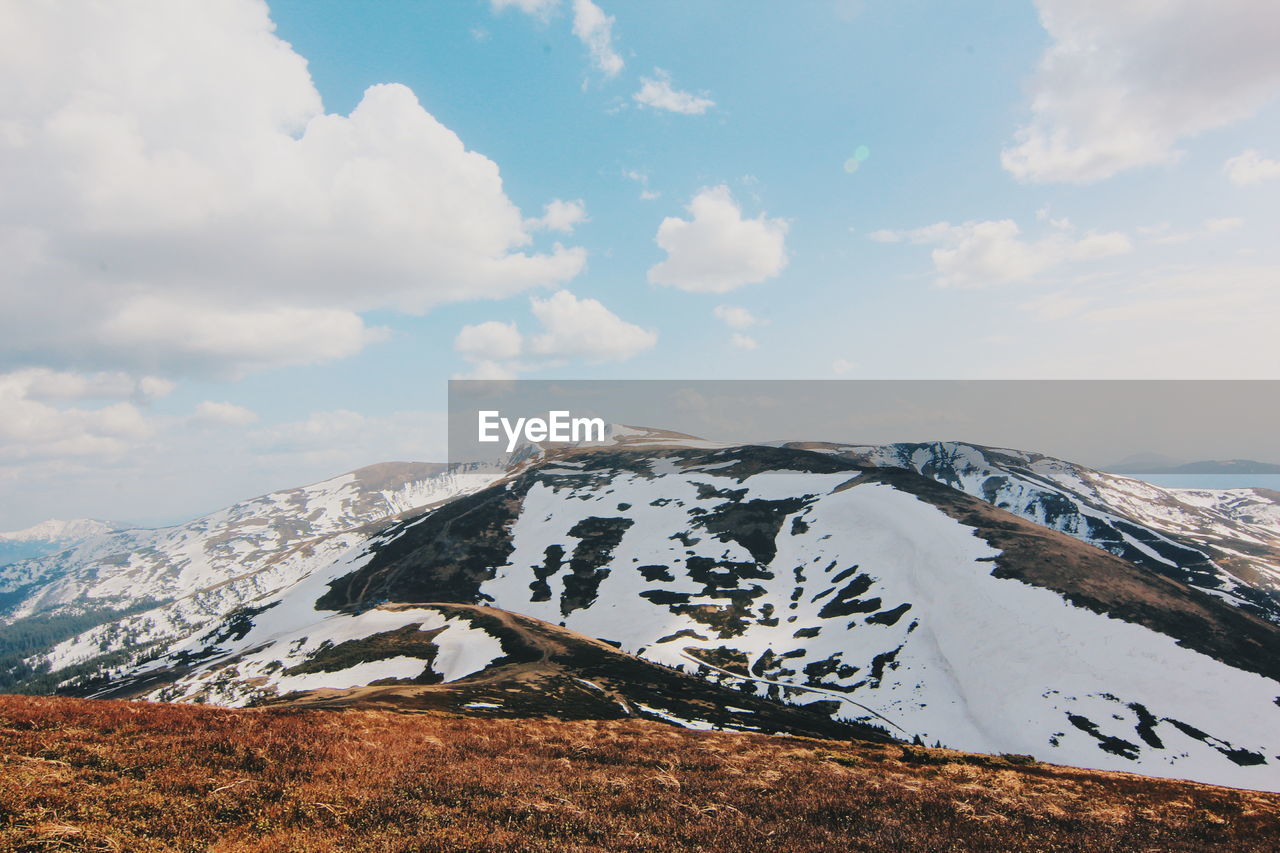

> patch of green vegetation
[0,600,166,693]
[283,624,448,680]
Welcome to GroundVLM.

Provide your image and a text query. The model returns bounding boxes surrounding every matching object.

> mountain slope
[90,600,889,742]
[87,443,1280,791]
[818,441,1280,623]
[0,519,116,568]
[0,462,494,692]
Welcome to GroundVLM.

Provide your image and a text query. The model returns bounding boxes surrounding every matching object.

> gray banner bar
[448,380,1280,472]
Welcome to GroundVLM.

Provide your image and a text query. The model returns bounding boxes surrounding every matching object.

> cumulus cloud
[0,369,266,469]
[6,368,174,403]
[0,371,156,462]
[870,219,1131,288]
[1002,1,1280,183]
[713,305,760,330]
[634,69,715,115]
[528,290,657,361]
[648,186,789,293]
[455,321,524,362]
[453,291,655,376]
[729,334,758,351]
[191,401,259,428]
[572,0,624,77]
[0,0,584,378]
[1224,150,1280,186]
[98,298,386,377]
[526,199,588,233]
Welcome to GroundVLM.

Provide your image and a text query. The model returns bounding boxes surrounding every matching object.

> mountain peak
[0,518,115,543]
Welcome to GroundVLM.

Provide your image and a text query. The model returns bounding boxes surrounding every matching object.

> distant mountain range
[1108,455,1280,475]
[0,519,117,567]
[3,431,1279,792]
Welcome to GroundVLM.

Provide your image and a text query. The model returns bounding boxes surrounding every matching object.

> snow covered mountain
[45,439,1280,792]
[0,462,495,691]
[813,442,1280,623]
[0,519,116,567]
[0,519,116,544]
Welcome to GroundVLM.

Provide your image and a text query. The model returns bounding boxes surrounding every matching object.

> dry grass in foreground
[0,695,1277,852]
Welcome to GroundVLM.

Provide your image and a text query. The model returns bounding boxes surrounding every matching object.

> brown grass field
[0,695,1277,852]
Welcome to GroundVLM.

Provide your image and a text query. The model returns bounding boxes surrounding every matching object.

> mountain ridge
[6,436,1280,791]
[1110,458,1280,475]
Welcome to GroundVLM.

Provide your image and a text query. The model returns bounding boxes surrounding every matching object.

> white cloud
[1140,217,1245,245]
[455,321,524,362]
[709,306,766,351]
[529,290,657,361]
[1204,217,1244,234]
[254,410,366,454]
[490,0,560,17]
[648,186,789,293]
[633,69,715,115]
[831,358,856,376]
[1002,1,1280,183]
[494,0,623,78]
[0,0,584,377]
[0,369,264,471]
[571,0,624,77]
[191,401,258,427]
[7,368,173,403]
[713,305,760,330]
[139,377,177,400]
[99,298,387,378]
[251,409,448,469]
[0,371,156,462]
[454,360,521,381]
[624,170,660,200]
[871,219,1131,288]
[526,199,588,233]
[1224,150,1280,186]
[454,291,655,375]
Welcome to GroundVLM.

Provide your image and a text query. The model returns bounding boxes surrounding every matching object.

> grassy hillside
[0,695,1277,852]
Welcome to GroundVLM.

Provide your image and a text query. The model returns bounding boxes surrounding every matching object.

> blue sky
[1,0,1278,526]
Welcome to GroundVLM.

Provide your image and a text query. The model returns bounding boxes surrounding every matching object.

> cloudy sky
[2,0,1279,527]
